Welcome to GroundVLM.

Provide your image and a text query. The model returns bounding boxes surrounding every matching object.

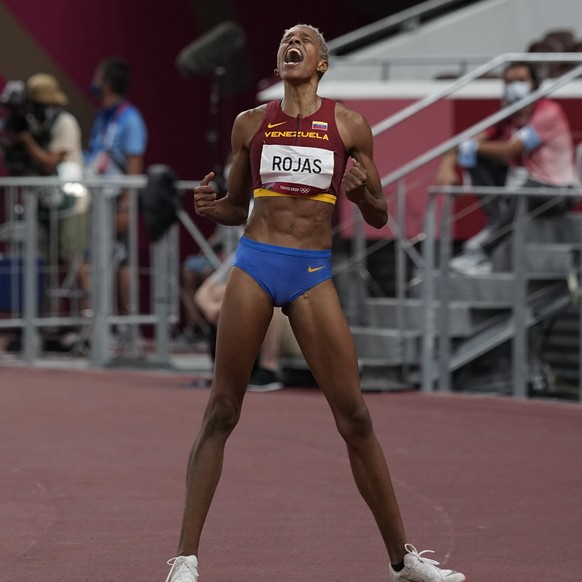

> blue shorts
[233,236,332,307]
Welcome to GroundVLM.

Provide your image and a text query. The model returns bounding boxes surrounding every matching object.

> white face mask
[503,80,532,105]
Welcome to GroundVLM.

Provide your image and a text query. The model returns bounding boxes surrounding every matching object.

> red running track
[1,367,581,581]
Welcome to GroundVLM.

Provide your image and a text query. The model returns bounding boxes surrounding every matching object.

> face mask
[90,82,102,100]
[503,81,532,105]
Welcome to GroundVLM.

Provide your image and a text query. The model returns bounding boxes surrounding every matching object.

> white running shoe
[449,247,492,276]
[389,544,466,582]
[165,555,199,582]
[463,226,493,251]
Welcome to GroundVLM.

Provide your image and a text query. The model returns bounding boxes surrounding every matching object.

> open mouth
[284,47,303,64]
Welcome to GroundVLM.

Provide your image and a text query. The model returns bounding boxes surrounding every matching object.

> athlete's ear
[317,60,329,75]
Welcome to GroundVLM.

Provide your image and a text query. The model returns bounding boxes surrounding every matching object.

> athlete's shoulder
[238,102,269,118]
[234,103,268,127]
[332,99,348,114]
[232,104,269,146]
[334,100,367,123]
[334,101,371,137]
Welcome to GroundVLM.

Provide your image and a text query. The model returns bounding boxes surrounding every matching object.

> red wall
[2,1,580,247]
[452,97,582,239]
[338,95,582,242]
[0,0,381,183]
[0,0,390,252]
[339,98,453,239]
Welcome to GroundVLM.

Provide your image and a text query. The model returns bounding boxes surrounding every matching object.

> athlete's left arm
[339,109,388,229]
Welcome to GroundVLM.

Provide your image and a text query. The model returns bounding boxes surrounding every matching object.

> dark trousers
[469,156,576,256]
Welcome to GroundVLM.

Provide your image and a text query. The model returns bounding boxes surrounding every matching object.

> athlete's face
[277,26,327,82]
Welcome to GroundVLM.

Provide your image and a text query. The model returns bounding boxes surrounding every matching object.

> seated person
[194,254,283,392]
[181,221,242,343]
[436,61,580,275]
[181,248,220,343]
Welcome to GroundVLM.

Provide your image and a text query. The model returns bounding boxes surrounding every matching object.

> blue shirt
[86,101,147,173]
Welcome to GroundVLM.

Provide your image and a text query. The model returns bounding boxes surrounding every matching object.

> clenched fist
[194,172,218,216]
[342,158,368,205]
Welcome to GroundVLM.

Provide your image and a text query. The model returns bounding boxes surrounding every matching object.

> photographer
[0,80,33,176]
[1,74,90,351]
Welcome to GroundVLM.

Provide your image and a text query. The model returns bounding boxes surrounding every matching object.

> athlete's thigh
[286,280,363,414]
[212,267,274,396]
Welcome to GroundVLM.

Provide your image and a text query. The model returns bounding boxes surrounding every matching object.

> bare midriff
[244,195,335,250]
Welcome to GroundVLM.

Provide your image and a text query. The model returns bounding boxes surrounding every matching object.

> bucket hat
[26,73,68,106]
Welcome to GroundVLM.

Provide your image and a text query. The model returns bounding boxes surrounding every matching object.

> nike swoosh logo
[308,266,325,273]
[267,122,287,129]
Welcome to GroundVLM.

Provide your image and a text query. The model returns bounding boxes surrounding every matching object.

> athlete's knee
[204,394,241,437]
[335,403,374,445]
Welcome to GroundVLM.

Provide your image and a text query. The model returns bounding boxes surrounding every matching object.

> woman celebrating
[165,23,466,582]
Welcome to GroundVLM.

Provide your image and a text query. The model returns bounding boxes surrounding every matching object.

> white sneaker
[449,247,492,275]
[389,544,465,581]
[463,226,493,251]
[165,555,199,582]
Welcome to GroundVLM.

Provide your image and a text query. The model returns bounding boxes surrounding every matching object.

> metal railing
[380,56,582,186]
[339,52,582,398]
[0,175,204,368]
[328,0,484,56]
[370,53,582,138]
[423,184,582,401]
[352,53,582,284]
[328,54,496,82]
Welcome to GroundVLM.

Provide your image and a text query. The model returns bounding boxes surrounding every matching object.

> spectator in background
[85,57,148,320]
[181,205,245,346]
[3,73,89,351]
[10,74,91,352]
[194,252,284,391]
[19,74,90,274]
[181,230,223,345]
[437,61,579,276]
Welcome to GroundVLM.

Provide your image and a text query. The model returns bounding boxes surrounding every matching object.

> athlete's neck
[280,92,321,119]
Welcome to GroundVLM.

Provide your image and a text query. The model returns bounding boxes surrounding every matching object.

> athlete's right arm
[193,109,258,226]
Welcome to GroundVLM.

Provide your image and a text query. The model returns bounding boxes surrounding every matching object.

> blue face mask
[503,81,532,105]
[90,82,102,100]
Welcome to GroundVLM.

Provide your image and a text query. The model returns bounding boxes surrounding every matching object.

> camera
[0,80,33,175]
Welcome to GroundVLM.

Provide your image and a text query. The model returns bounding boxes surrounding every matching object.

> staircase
[350,214,582,393]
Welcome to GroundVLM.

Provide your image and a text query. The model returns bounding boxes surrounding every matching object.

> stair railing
[429,183,581,399]
[344,52,582,394]
[328,0,484,56]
